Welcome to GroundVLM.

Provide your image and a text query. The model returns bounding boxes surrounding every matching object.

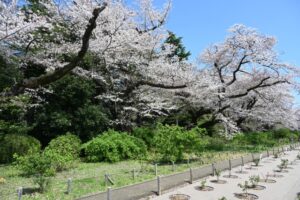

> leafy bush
[45,133,81,160]
[231,132,276,149]
[14,152,55,193]
[132,126,155,148]
[272,128,292,140]
[14,151,56,177]
[43,133,81,171]
[0,134,41,163]
[206,137,227,151]
[152,124,208,162]
[83,130,147,162]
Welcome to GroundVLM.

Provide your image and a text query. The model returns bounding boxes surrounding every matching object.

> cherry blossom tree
[1,0,196,128]
[192,24,300,133]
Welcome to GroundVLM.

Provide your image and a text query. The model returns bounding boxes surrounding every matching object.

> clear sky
[151,0,300,104]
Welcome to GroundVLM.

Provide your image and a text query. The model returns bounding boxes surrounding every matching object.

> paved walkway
[151,149,300,200]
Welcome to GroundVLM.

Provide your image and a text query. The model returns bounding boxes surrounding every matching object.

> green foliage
[206,137,227,151]
[152,124,208,162]
[164,31,191,61]
[43,149,76,172]
[0,95,31,136]
[0,134,41,163]
[45,133,81,160]
[33,175,52,193]
[29,75,109,143]
[83,130,147,162]
[200,179,206,188]
[231,131,277,150]
[272,128,291,139]
[131,126,155,148]
[43,133,81,171]
[238,181,249,194]
[14,151,56,177]
[73,105,109,140]
[253,158,260,166]
[249,175,260,187]
[0,54,22,92]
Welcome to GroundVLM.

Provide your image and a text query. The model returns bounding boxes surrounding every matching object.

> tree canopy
[0,0,299,140]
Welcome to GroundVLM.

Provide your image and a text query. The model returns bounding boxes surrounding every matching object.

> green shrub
[43,133,81,171]
[14,151,56,177]
[83,130,147,162]
[206,137,226,151]
[0,134,41,163]
[132,126,155,148]
[14,151,55,193]
[272,128,291,139]
[45,133,81,160]
[152,124,208,162]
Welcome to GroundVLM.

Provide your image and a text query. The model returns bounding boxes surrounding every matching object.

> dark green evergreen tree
[164,31,191,61]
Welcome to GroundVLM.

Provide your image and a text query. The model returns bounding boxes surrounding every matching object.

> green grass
[0,151,247,200]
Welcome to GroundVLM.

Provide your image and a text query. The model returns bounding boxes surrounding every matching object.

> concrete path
[150,149,300,200]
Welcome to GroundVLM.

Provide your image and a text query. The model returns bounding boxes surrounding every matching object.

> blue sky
[151,0,300,104]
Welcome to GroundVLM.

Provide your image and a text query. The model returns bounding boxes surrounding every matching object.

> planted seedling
[253,158,260,166]
[249,175,260,188]
[198,179,214,191]
[274,153,279,159]
[169,194,190,200]
[238,181,249,197]
[200,179,206,189]
[276,159,288,173]
[215,169,221,182]
[218,197,227,200]
[211,169,227,184]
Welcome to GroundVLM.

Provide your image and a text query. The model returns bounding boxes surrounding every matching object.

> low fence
[78,143,300,200]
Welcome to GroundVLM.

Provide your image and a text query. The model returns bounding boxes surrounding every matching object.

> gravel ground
[151,149,300,200]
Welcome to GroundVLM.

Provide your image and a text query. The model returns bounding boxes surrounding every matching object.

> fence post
[241,156,244,166]
[229,159,232,170]
[273,148,275,155]
[211,163,215,176]
[17,187,23,200]
[155,164,158,176]
[67,178,72,194]
[267,150,269,157]
[172,161,175,172]
[189,168,193,184]
[105,173,108,187]
[132,168,136,180]
[107,187,111,200]
[251,153,254,162]
[157,176,161,196]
